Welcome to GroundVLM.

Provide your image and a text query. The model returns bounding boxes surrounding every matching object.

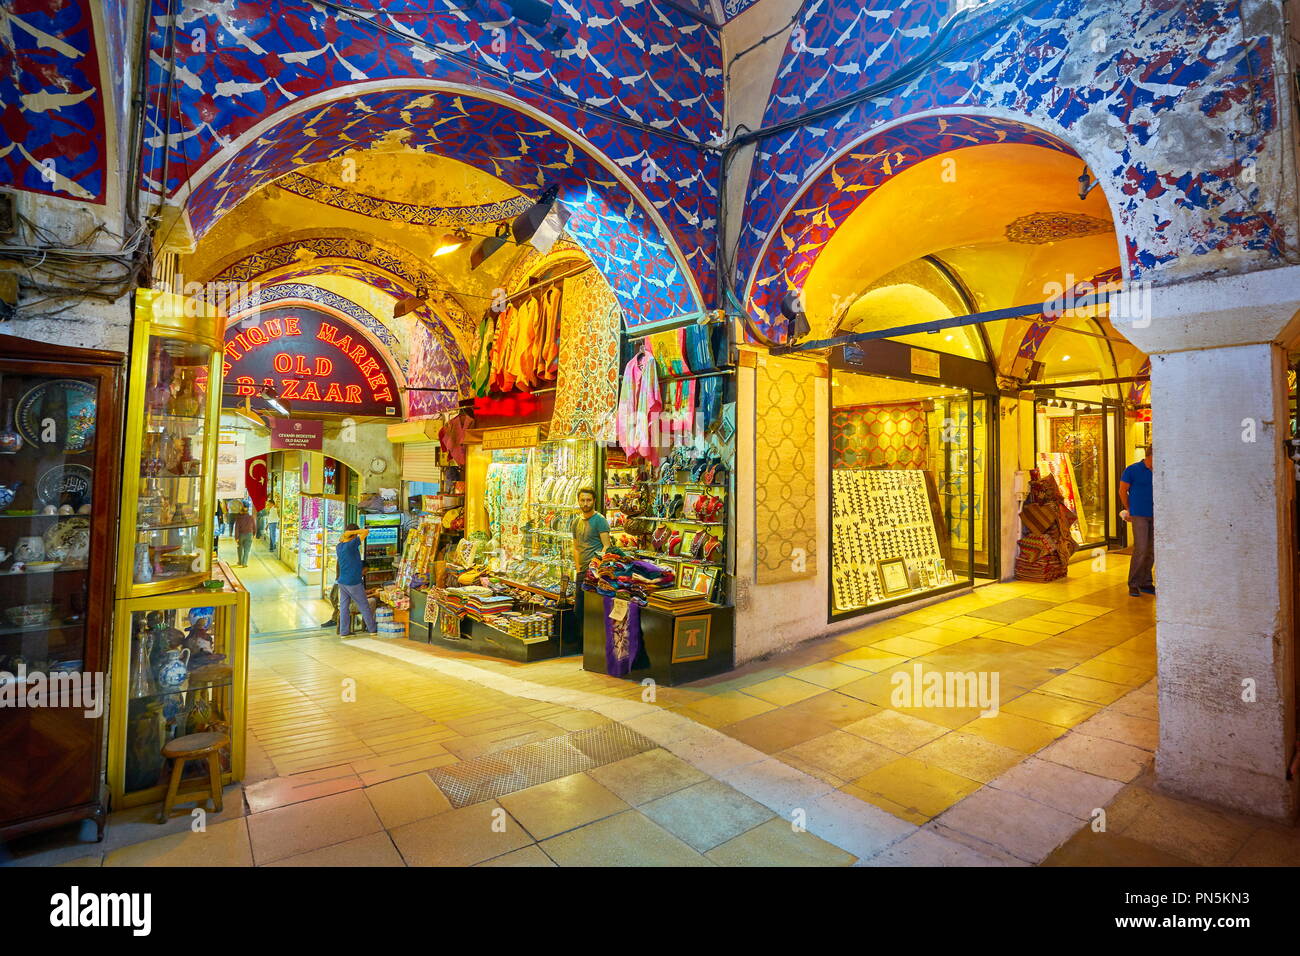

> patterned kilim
[755,356,818,583]
[832,402,928,469]
[550,269,620,443]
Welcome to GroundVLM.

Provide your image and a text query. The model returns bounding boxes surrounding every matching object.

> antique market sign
[482,424,541,450]
[269,418,323,451]
[223,306,401,417]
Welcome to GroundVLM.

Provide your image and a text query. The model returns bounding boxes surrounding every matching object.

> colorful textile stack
[583,547,674,606]
[1014,471,1079,582]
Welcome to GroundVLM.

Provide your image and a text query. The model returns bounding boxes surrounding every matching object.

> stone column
[1125,266,1300,821]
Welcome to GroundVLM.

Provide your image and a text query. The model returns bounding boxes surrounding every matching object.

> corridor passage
[6,555,1297,867]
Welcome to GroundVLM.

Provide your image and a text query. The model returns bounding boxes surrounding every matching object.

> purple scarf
[604,595,642,677]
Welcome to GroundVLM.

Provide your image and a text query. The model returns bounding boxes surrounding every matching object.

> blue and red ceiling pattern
[739,0,1284,336]
[142,0,722,324]
[181,89,704,325]
[0,0,108,202]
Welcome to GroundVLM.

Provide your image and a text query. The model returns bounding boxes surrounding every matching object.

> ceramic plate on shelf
[16,380,97,453]
[43,517,90,565]
[36,463,92,506]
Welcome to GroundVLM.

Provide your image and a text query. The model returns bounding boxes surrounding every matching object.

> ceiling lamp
[433,228,470,258]
[471,223,512,271]
[1078,164,1100,200]
[512,185,569,254]
[394,286,429,319]
[258,384,290,418]
[780,289,810,344]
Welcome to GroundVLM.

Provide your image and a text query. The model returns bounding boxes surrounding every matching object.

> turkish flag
[245,455,269,511]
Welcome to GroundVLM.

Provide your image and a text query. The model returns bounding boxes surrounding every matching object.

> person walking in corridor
[336,523,377,637]
[1120,445,1155,597]
[233,506,257,567]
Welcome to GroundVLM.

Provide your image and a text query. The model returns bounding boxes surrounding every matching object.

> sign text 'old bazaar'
[222,306,400,417]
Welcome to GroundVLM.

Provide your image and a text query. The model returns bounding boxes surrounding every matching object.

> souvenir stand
[582,318,736,685]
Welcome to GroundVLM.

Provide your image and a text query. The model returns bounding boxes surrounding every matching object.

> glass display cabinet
[107,584,248,807]
[116,290,225,598]
[0,333,124,841]
[298,495,323,585]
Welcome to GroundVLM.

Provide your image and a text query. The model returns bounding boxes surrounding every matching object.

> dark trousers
[1129,515,1154,589]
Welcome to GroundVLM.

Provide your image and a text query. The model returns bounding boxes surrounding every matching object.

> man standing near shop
[233,505,257,568]
[1120,445,1155,597]
[572,488,611,583]
[265,497,280,552]
[336,523,377,637]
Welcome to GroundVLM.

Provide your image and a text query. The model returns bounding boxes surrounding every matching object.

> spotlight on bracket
[394,286,429,319]
[1078,164,1100,200]
[512,185,569,254]
[471,223,512,271]
[780,289,811,344]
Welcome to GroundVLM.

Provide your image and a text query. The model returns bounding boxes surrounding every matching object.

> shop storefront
[828,340,997,621]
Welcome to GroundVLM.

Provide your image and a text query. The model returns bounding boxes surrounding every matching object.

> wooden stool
[158,732,229,823]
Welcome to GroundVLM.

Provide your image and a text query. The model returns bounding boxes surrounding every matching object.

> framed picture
[691,566,719,598]
[877,557,910,596]
[683,492,702,515]
[678,561,700,587]
[671,614,711,663]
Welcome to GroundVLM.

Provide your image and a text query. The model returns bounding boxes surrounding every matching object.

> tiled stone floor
[5,553,1299,866]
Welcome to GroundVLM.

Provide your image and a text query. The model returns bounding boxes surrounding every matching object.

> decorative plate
[43,517,90,566]
[36,463,92,507]
[16,380,97,453]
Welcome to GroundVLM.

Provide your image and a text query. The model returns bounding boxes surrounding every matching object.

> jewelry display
[831,468,954,611]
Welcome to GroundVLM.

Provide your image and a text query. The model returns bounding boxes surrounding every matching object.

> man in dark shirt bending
[336,523,377,637]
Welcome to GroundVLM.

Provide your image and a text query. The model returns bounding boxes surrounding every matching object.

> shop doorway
[1033,396,1126,550]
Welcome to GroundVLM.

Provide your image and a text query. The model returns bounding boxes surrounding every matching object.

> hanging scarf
[604,594,642,677]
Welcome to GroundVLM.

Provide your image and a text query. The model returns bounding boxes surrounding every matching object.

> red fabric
[245,455,269,511]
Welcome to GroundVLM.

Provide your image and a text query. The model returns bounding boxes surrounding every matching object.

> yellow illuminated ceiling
[802,142,1130,378]
[304,149,523,207]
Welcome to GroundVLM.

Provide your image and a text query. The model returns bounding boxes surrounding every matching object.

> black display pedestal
[581,590,734,685]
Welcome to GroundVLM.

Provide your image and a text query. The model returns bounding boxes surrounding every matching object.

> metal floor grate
[429,722,657,808]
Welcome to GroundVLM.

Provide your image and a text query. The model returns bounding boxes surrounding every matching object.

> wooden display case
[116,290,225,598]
[0,333,124,842]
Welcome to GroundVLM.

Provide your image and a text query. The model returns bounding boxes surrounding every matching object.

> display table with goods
[412,537,579,662]
[579,547,733,684]
[0,333,124,842]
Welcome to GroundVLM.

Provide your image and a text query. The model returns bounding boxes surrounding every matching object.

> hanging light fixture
[433,228,471,258]
[512,185,569,254]
[259,384,291,418]
[394,286,429,319]
[471,223,512,270]
[780,289,810,344]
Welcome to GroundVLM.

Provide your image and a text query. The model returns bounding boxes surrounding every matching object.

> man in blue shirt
[336,523,377,636]
[1120,446,1155,597]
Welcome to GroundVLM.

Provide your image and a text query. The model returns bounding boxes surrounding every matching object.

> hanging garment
[539,284,563,380]
[685,323,715,372]
[489,305,515,392]
[469,313,494,397]
[696,373,723,438]
[616,346,662,461]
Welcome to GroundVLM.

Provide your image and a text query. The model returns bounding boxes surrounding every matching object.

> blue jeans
[338,581,376,636]
[267,522,278,551]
